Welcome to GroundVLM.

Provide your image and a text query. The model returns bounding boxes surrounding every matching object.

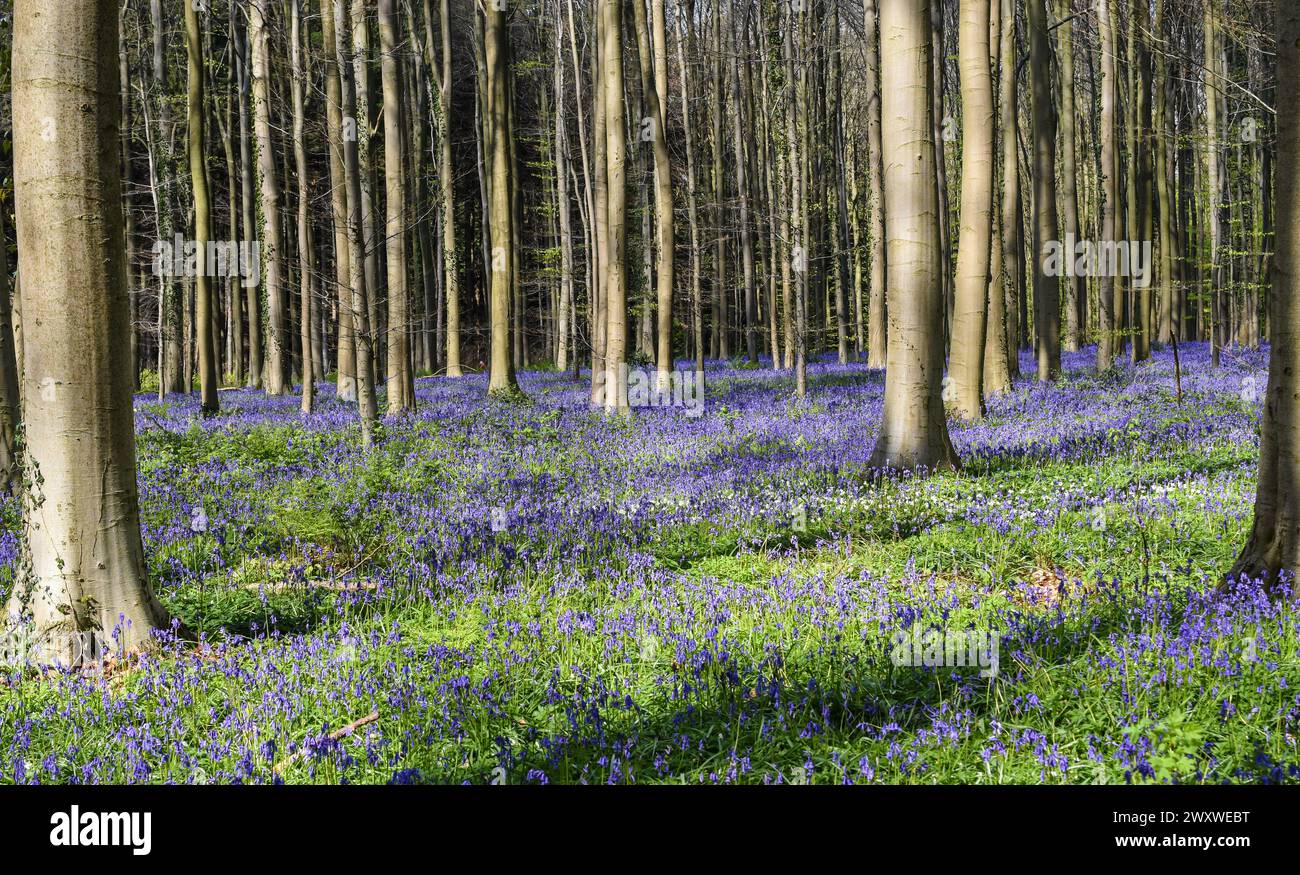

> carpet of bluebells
[1,341,1297,785]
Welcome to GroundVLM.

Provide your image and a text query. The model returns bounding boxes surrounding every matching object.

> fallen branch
[239,578,378,594]
[273,710,379,776]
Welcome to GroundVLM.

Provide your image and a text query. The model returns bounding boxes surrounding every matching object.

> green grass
[1,369,1295,785]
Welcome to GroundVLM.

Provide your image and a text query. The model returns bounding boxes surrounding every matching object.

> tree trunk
[1153,0,1175,346]
[217,5,244,388]
[7,0,169,662]
[433,0,462,377]
[631,0,676,385]
[152,0,184,396]
[1132,0,1153,362]
[999,0,1022,379]
[1096,0,1119,368]
[335,0,379,444]
[1204,0,1225,368]
[322,0,357,403]
[710,0,727,362]
[590,0,609,403]
[788,4,806,396]
[1027,0,1060,381]
[869,0,958,472]
[950,0,994,420]
[931,0,953,341]
[601,0,629,413]
[1056,0,1084,352]
[983,0,1012,398]
[185,0,218,413]
[863,0,887,370]
[758,10,781,365]
[1231,0,1300,588]
[554,7,575,374]
[676,3,705,388]
[236,13,262,388]
[120,31,140,391]
[728,11,757,367]
[291,0,315,413]
[830,1,850,367]
[485,1,520,397]
[250,0,287,395]
[380,0,414,413]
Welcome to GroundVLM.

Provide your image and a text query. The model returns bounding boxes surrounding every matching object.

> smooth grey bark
[1026,0,1060,381]
[676,5,705,388]
[950,0,994,420]
[869,0,958,473]
[729,11,756,366]
[7,0,169,662]
[983,0,1012,399]
[1056,0,1084,352]
[863,0,887,370]
[485,0,520,396]
[601,0,629,413]
[250,0,288,395]
[380,0,415,413]
[554,8,574,373]
[185,0,218,413]
[322,0,357,403]
[1231,0,1300,589]
[335,0,379,444]
[151,0,183,395]
[235,13,262,388]
[1096,0,1119,369]
[1000,0,1022,378]
[291,0,315,413]
[429,0,463,377]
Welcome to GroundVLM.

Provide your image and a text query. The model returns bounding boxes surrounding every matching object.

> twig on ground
[273,710,380,776]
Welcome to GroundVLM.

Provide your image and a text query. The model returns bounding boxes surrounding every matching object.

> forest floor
[1,342,1297,784]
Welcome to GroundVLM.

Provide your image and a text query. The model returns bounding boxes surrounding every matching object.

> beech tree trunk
[236,14,262,389]
[352,0,382,383]
[185,0,218,413]
[431,0,462,378]
[251,0,288,395]
[869,0,958,473]
[1056,0,1084,352]
[322,0,357,404]
[950,0,994,420]
[590,0,609,403]
[601,0,629,414]
[1027,0,1060,381]
[676,6,705,388]
[335,0,379,444]
[729,11,756,367]
[485,0,520,396]
[634,0,675,384]
[1231,0,1300,590]
[291,0,315,414]
[7,0,169,662]
[999,0,1022,379]
[863,0,887,370]
[380,0,415,413]
[983,0,1013,398]
[1153,0,1176,346]
[1204,0,1226,368]
[554,7,574,373]
[1096,0,1119,369]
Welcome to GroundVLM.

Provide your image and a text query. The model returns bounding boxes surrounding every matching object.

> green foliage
[4,363,1294,785]
[163,572,330,639]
